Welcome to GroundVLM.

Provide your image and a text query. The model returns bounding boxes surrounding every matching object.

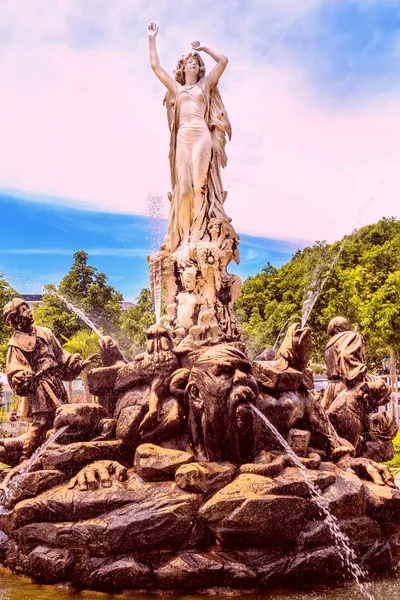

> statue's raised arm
[191,40,228,90]
[147,22,178,95]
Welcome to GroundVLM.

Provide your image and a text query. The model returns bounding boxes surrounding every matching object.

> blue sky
[0,1,399,299]
[0,193,300,301]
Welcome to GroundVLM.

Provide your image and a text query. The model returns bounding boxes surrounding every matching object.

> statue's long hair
[173,52,206,85]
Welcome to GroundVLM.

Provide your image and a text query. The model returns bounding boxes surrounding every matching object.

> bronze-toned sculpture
[322,316,367,411]
[1,298,98,460]
[323,317,397,462]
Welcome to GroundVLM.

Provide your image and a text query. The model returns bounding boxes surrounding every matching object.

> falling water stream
[150,255,162,324]
[13,425,68,478]
[0,426,69,510]
[249,404,375,600]
[273,315,303,350]
[301,241,345,328]
[50,292,105,340]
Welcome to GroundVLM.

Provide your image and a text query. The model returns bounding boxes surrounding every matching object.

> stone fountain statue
[1,24,400,596]
[0,298,98,464]
[147,22,241,343]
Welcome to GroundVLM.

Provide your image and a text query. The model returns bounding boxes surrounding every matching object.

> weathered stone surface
[115,405,144,442]
[307,468,366,520]
[155,551,224,589]
[287,428,310,457]
[257,556,290,586]
[299,517,381,551]
[252,360,309,393]
[199,474,307,547]
[267,467,336,497]
[175,461,236,495]
[40,440,123,475]
[0,471,195,534]
[388,538,400,566]
[53,403,108,436]
[88,555,151,589]
[361,541,394,573]
[23,545,74,583]
[134,443,194,481]
[3,470,66,509]
[0,467,11,484]
[286,546,343,582]
[0,530,9,561]
[87,365,121,395]
[16,479,200,554]
[364,481,400,524]
[218,553,258,587]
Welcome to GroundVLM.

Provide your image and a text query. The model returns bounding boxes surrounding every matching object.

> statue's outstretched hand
[338,456,395,488]
[82,353,101,369]
[191,41,206,52]
[148,22,159,38]
[13,370,36,393]
[68,460,128,491]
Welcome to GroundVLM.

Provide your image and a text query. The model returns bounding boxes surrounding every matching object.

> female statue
[148,22,232,252]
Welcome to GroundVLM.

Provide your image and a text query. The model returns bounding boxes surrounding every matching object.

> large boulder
[199,473,308,547]
[14,474,201,555]
[23,546,74,583]
[134,444,194,481]
[175,462,237,495]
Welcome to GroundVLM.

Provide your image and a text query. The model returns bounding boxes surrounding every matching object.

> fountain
[301,242,345,328]
[0,22,399,597]
[52,291,106,340]
[249,403,374,600]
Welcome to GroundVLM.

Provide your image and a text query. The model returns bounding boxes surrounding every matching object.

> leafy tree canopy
[33,251,123,343]
[120,288,155,355]
[236,217,400,368]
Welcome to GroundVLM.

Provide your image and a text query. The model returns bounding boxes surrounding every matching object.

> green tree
[62,329,100,402]
[34,251,123,343]
[237,218,400,368]
[120,288,155,355]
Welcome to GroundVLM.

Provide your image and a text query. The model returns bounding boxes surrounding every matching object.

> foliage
[62,329,100,358]
[0,274,18,371]
[62,329,100,402]
[237,218,400,367]
[383,431,400,468]
[120,288,156,355]
[33,251,123,343]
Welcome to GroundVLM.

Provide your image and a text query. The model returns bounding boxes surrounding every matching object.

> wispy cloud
[0,0,399,244]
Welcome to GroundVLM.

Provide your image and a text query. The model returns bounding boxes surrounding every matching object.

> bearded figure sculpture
[173,345,259,464]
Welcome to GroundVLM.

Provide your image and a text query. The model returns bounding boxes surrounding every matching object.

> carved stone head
[180,265,198,292]
[3,298,33,332]
[184,344,259,464]
[174,51,206,85]
[327,316,351,337]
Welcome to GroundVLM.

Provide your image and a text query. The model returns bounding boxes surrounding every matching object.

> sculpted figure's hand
[148,21,159,38]
[13,370,36,393]
[191,40,206,52]
[338,455,395,488]
[82,353,101,369]
[68,460,128,491]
